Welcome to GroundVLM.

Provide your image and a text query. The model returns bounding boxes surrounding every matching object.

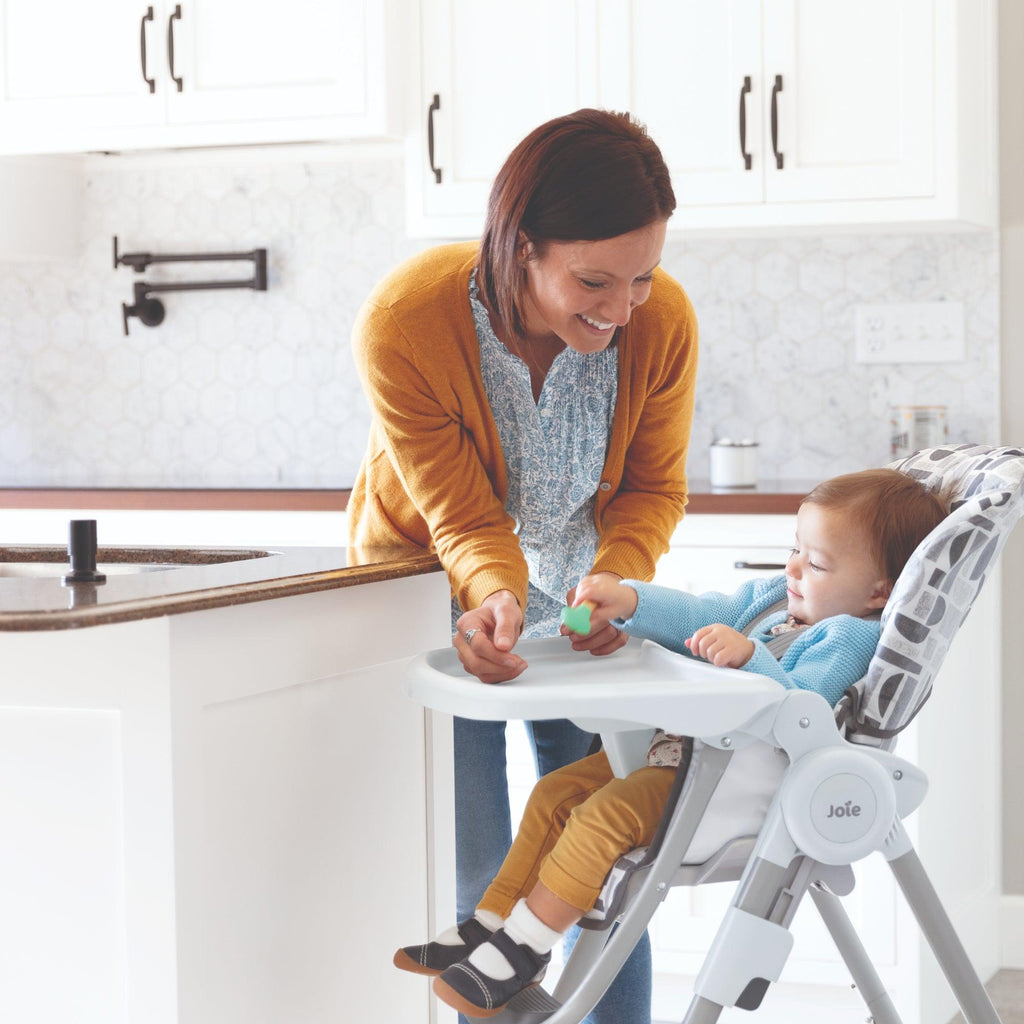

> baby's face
[784,503,890,625]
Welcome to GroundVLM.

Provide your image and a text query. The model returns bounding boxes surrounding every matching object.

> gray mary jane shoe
[432,928,550,1019]
[393,916,495,977]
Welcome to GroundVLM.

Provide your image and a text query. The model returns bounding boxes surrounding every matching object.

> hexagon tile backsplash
[0,145,1000,488]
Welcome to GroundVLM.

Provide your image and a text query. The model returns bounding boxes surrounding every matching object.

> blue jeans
[454,715,652,1024]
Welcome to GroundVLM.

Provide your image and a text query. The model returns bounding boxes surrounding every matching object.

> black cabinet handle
[139,6,155,93]
[167,4,183,92]
[770,74,784,169]
[738,75,752,170]
[734,561,787,571]
[427,93,442,184]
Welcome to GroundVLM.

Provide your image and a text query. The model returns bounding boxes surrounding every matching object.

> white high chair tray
[406,636,785,737]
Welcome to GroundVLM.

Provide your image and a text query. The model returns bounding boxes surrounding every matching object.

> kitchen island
[0,544,452,1024]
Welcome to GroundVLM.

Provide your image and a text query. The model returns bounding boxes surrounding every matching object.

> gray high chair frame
[405,444,1024,1024]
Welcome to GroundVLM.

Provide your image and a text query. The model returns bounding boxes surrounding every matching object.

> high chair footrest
[477,984,561,1023]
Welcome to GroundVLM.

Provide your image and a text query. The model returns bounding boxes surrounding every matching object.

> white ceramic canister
[890,405,948,460]
[709,439,759,488]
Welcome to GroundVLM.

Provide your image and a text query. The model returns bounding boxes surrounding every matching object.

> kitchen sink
[0,546,271,580]
[0,562,174,578]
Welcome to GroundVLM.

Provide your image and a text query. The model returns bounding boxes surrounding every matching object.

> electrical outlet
[854,302,965,364]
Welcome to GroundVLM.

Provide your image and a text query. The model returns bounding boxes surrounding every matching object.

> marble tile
[666,231,1000,481]
[0,151,1001,488]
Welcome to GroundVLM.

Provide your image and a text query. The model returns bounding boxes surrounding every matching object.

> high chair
[405,444,1024,1024]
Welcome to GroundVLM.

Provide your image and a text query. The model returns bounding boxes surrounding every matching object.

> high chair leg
[808,883,903,1024]
[682,852,813,1022]
[887,844,1003,1024]
[551,926,609,998]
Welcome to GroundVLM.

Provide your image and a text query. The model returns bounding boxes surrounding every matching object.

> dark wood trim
[0,481,812,516]
[685,489,809,516]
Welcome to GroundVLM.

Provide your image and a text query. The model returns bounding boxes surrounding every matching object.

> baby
[395,467,947,1019]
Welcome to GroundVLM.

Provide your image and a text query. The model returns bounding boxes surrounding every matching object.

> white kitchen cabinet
[601,0,995,233]
[644,514,1001,1024]
[409,0,996,237]
[594,0,766,212]
[0,0,401,155]
[0,0,158,140]
[758,0,935,205]
[405,0,600,238]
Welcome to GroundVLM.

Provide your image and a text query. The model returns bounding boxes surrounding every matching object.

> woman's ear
[516,231,534,264]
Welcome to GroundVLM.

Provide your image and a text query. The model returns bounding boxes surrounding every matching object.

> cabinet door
[653,545,791,595]
[762,0,935,203]
[0,0,161,150]
[407,0,592,237]
[164,0,389,135]
[0,0,396,154]
[600,0,764,209]
[612,0,935,211]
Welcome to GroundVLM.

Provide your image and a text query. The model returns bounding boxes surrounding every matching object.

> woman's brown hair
[802,468,948,584]
[478,109,676,338]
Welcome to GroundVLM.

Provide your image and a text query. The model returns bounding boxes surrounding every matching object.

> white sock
[467,899,563,981]
[475,907,504,932]
[433,908,502,946]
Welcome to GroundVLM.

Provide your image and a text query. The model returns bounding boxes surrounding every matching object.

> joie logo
[826,800,861,818]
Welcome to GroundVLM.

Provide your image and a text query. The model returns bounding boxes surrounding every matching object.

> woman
[350,109,698,1024]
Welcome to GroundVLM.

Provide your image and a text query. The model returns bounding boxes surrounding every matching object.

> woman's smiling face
[518,220,667,353]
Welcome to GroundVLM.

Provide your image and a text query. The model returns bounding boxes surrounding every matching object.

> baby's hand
[572,574,638,625]
[686,624,755,668]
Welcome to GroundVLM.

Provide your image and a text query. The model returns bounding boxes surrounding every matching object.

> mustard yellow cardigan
[348,242,698,614]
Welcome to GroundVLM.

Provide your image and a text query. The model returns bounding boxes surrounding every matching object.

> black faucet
[62,520,107,585]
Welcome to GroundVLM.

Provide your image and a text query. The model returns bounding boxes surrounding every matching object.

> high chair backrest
[836,444,1024,743]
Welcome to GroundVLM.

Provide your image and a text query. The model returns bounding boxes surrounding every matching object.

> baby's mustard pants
[477,750,677,916]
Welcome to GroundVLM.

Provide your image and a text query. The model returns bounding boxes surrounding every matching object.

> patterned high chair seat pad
[838,444,1024,739]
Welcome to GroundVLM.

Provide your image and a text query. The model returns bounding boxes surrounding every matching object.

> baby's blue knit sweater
[620,575,881,709]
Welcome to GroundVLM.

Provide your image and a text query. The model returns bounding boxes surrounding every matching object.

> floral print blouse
[455,273,618,638]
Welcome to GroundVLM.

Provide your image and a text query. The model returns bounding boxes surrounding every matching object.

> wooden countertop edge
[0,483,811,516]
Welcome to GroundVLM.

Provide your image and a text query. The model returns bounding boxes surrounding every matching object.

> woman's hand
[454,590,528,684]
[686,624,755,668]
[562,573,634,656]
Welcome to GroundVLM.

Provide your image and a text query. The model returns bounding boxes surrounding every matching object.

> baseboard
[1002,894,1024,969]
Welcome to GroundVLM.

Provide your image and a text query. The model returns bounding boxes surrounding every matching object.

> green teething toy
[560,601,594,635]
